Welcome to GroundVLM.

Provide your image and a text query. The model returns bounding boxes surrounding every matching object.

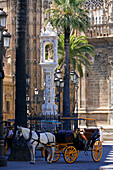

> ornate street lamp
[54,69,64,118]
[0,8,7,28]
[56,69,62,79]
[26,74,30,116]
[70,71,79,129]
[26,74,30,87]
[0,8,11,167]
[3,29,11,48]
[70,70,79,84]
[34,88,38,115]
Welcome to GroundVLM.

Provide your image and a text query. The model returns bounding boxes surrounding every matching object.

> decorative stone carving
[108,56,113,68]
[40,23,58,120]
[85,0,104,10]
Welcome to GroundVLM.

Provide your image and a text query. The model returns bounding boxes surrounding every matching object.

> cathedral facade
[1,0,113,127]
[79,0,113,127]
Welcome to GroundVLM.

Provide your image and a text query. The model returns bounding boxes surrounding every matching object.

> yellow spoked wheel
[53,146,60,162]
[63,146,79,163]
[92,140,103,162]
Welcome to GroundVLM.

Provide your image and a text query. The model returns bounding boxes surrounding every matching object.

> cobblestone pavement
[1,141,113,170]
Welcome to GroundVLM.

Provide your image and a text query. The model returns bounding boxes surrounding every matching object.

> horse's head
[16,126,23,139]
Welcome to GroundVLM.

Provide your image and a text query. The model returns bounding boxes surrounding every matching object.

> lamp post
[34,88,38,115]
[0,8,11,167]
[70,71,79,130]
[26,74,30,114]
[26,95,30,114]
[26,74,30,88]
[54,69,64,118]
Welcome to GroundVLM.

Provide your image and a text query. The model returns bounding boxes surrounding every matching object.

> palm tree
[58,33,95,77]
[15,0,27,128]
[8,0,29,161]
[46,0,90,130]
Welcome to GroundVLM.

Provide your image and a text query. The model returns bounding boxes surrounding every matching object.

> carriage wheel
[63,146,79,163]
[91,140,103,162]
[53,146,60,162]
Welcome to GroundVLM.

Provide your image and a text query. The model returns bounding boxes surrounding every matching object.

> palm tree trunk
[63,28,71,130]
[15,0,27,128]
[8,0,29,161]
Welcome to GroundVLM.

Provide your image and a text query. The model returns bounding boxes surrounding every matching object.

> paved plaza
[0,141,113,170]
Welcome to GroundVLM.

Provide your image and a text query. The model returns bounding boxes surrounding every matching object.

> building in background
[0,0,47,123]
[1,0,113,129]
[77,0,113,128]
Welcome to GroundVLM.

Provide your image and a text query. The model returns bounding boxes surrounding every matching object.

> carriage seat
[82,128,99,141]
[54,130,74,143]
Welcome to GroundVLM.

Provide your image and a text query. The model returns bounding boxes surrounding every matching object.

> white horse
[16,126,56,164]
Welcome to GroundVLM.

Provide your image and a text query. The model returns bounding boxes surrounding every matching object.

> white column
[41,69,58,117]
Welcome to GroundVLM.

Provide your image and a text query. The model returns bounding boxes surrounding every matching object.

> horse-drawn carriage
[16,117,103,164]
[42,117,103,163]
[52,128,103,163]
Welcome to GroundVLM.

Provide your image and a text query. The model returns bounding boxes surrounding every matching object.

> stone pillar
[40,23,58,131]
[108,56,113,125]
[109,0,113,35]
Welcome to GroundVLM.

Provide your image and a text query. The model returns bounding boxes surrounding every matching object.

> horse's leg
[32,145,36,164]
[46,147,51,163]
[29,147,34,164]
[50,146,55,163]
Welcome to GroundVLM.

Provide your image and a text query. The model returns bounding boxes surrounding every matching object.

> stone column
[108,56,113,125]
[40,23,58,131]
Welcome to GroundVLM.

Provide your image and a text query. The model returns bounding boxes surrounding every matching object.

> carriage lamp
[70,71,79,129]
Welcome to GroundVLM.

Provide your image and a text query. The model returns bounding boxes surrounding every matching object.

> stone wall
[79,37,113,127]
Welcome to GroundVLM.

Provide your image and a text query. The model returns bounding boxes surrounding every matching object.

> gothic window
[99,16,101,24]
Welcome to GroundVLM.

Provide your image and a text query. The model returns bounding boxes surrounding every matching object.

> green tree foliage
[46,0,90,129]
[58,33,95,77]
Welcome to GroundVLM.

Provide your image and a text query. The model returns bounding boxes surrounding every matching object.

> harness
[26,129,32,142]
[24,129,55,147]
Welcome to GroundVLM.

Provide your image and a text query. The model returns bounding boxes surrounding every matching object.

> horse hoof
[30,162,35,164]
